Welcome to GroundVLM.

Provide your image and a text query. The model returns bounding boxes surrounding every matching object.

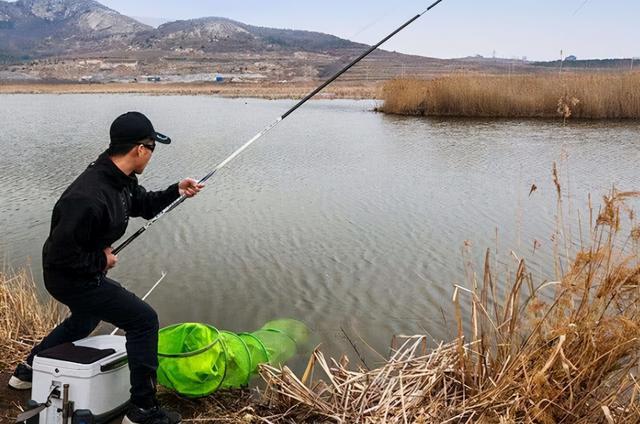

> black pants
[27,274,159,409]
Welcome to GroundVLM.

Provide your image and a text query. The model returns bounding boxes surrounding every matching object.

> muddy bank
[0,371,281,424]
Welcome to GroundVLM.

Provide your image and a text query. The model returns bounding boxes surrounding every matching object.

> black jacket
[43,151,179,288]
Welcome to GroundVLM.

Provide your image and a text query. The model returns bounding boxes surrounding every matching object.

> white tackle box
[28,335,130,424]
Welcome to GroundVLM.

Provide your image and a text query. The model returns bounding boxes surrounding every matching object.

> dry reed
[260,188,640,422]
[0,268,64,371]
[1,182,639,423]
[380,72,640,119]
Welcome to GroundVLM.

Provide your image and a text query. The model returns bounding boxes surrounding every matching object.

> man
[8,111,203,424]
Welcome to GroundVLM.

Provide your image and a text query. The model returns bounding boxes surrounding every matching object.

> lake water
[0,94,638,369]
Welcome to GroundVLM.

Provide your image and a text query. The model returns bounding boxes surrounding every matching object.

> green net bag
[251,329,297,367]
[157,323,227,397]
[238,333,269,374]
[218,331,252,389]
[157,320,310,397]
[261,319,310,346]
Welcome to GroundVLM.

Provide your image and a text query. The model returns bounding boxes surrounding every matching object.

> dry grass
[0,268,64,371]
[260,187,640,422]
[380,72,640,119]
[1,176,639,423]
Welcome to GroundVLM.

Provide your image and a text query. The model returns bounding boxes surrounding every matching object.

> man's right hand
[104,247,118,271]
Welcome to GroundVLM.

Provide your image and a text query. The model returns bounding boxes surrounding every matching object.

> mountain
[0,0,402,81]
[0,0,368,60]
[1,0,556,83]
[0,0,630,83]
[133,17,367,54]
[0,0,151,58]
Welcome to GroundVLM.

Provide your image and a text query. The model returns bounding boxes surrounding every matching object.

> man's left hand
[179,178,205,198]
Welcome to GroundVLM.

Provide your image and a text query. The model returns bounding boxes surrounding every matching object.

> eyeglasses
[141,143,156,152]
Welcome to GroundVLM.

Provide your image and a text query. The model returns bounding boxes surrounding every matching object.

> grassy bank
[2,184,639,422]
[0,268,64,371]
[380,72,640,119]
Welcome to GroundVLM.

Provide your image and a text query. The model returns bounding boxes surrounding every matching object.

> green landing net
[157,319,309,397]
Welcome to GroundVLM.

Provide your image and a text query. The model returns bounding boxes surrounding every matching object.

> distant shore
[0,81,381,100]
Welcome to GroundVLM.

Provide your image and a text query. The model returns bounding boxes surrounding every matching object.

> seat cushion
[38,343,116,364]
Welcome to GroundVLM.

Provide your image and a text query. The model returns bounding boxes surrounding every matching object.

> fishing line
[113,0,447,255]
[348,5,402,40]
[572,0,590,16]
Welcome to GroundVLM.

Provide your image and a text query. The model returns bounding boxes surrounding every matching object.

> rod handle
[113,227,146,255]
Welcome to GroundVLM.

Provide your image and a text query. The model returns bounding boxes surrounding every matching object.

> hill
[0,0,371,61]
[0,0,151,59]
[0,0,633,84]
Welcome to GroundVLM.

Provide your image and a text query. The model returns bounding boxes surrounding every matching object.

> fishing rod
[113,0,446,255]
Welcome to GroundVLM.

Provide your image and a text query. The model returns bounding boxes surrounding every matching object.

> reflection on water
[1,95,638,368]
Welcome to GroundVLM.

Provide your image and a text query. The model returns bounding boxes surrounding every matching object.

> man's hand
[179,178,204,198]
[104,247,118,271]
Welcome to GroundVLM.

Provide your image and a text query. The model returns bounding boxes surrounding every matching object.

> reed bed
[380,72,640,119]
[0,268,64,371]
[260,188,640,422]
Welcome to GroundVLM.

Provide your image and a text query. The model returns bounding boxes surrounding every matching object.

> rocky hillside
[4,0,603,84]
[0,0,151,59]
[133,17,367,54]
[0,0,368,61]
[0,0,630,83]
[0,0,418,82]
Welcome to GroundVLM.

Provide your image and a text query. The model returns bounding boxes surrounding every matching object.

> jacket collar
[92,151,138,189]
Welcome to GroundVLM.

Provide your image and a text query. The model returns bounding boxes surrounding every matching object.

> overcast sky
[39,1,640,60]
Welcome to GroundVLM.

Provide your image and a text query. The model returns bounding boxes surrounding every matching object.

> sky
[21,0,640,60]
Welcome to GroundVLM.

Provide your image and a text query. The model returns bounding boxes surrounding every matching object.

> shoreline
[5,73,640,123]
[0,81,381,100]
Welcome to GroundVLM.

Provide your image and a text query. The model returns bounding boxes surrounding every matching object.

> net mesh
[157,319,308,397]
[157,323,227,397]
[219,331,252,389]
[250,329,297,367]
[238,333,269,374]
[261,319,310,346]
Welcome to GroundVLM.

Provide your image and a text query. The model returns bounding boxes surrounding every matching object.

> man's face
[133,139,155,174]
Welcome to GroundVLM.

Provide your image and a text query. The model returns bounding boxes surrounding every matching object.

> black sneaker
[8,363,32,390]
[122,405,181,424]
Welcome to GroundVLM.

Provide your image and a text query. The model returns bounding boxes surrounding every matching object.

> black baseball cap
[109,112,172,146]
